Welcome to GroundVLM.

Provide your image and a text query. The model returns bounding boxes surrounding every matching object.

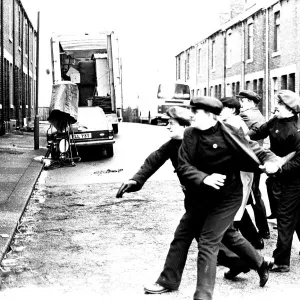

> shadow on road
[74,146,112,162]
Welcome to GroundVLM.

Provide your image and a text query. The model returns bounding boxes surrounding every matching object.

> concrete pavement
[0,122,48,262]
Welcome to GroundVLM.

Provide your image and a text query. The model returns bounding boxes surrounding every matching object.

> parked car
[46,106,115,160]
[71,106,115,157]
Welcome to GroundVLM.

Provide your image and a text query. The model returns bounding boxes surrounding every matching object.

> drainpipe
[27,16,30,122]
[265,7,269,120]
[241,21,245,91]
[223,32,227,96]
[13,0,18,122]
[207,39,210,95]
[34,12,40,150]
[21,8,24,126]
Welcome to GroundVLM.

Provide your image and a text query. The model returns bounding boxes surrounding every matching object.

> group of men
[116,89,300,300]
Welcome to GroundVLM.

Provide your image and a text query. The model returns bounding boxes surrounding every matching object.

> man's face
[275,99,293,119]
[219,106,235,121]
[238,97,251,112]
[192,109,214,129]
[166,118,184,140]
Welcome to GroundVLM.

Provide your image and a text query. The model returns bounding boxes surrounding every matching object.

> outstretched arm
[116,140,174,198]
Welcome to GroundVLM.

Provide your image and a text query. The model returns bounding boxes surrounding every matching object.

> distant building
[176,0,299,119]
[0,0,37,130]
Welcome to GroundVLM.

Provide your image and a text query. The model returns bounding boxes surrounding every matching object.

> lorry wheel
[106,145,114,157]
[112,124,118,134]
[150,119,158,125]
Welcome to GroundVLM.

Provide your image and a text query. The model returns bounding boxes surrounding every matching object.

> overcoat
[249,115,300,183]
[177,121,278,190]
[240,107,265,146]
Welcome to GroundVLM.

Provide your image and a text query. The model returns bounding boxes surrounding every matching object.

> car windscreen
[76,108,108,130]
[157,83,190,100]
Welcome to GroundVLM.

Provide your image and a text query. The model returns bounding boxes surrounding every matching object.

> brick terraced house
[0,0,37,134]
[176,0,300,119]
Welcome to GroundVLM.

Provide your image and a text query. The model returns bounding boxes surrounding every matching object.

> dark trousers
[266,176,278,217]
[156,208,204,290]
[272,180,300,266]
[156,184,263,300]
[194,191,262,300]
[247,171,269,235]
[218,243,250,273]
[238,209,261,245]
[155,211,253,291]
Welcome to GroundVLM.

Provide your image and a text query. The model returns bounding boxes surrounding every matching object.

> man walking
[219,97,264,249]
[117,104,276,297]
[177,96,279,300]
[237,90,270,239]
[249,90,300,273]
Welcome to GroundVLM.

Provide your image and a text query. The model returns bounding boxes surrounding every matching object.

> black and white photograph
[0,0,300,299]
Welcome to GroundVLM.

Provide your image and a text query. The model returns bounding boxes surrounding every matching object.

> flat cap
[190,96,223,115]
[276,90,300,113]
[166,106,193,126]
[220,97,241,110]
[236,90,261,104]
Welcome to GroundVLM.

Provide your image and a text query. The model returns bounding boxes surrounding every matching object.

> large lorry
[50,31,123,134]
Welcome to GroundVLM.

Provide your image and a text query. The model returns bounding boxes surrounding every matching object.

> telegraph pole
[34,11,40,149]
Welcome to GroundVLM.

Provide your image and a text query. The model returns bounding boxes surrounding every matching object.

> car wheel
[106,145,114,157]
[112,124,118,134]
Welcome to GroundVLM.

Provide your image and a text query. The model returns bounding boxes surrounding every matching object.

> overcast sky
[21,0,230,107]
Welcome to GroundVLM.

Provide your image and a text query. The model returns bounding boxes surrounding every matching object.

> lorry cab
[138,81,191,125]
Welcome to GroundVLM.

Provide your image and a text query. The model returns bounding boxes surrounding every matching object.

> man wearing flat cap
[219,97,265,250]
[236,90,270,241]
[249,89,300,273]
[116,106,193,198]
[236,90,264,141]
[116,106,262,296]
[177,96,281,300]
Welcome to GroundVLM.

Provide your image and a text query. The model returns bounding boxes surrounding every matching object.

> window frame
[274,11,280,53]
[247,22,254,61]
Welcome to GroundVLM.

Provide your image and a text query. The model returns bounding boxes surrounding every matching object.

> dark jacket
[177,121,278,190]
[249,116,300,180]
[131,139,182,190]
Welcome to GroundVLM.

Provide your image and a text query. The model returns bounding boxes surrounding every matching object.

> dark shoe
[251,237,264,249]
[224,269,240,280]
[270,264,290,273]
[144,283,172,294]
[260,231,270,239]
[257,257,274,287]
[224,267,250,280]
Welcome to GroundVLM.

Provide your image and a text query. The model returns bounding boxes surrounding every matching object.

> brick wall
[1,0,37,127]
[175,0,300,119]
